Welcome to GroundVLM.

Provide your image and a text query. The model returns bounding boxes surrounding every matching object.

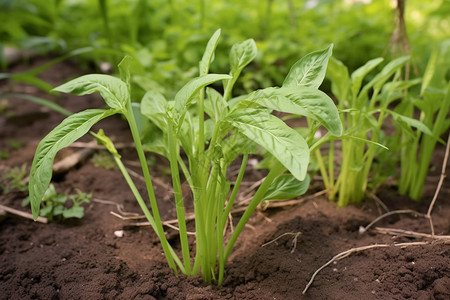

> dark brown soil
[1,59,449,300]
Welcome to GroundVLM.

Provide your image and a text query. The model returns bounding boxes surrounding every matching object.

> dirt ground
[1,58,449,300]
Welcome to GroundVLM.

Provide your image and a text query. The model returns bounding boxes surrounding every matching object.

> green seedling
[1,164,28,194]
[28,30,342,284]
[22,184,91,221]
[0,150,9,160]
[395,44,450,200]
[318,55,412,206]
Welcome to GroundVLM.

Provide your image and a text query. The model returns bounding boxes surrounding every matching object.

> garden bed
[1,59,449,300]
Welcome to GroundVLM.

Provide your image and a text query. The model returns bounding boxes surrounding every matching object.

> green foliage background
[1,0,448,94]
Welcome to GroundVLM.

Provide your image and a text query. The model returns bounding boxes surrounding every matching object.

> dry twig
[0,204,48,223]
[261,232,302,254]
[374,227,450,242]
[359,209,423,234]
[426,132,450,236]
[302,241,433,294]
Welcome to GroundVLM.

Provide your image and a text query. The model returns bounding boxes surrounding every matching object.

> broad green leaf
[204,87,228,122]
[221,131,257,167]
[118,55,133,91]
[199,29,221,76]
[262,174,310,201]
[230,39,257,75]
[131,102,149,136]
[142,129,168,157]
[53,74,129,111]
[141,90,169,130]
[326,57,350,103]
[29,109,117,219]
[227,109,309,181]
[351,57,384,96]
[174,74,231,118]
[283,44,333,89]
[252,87,343,136]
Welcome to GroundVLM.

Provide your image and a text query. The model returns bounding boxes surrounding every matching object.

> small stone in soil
[114,230,124,238]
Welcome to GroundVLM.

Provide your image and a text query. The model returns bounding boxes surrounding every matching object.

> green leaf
[141,90,169,130]
[3,93,71,116]
[221,131,257,167]
[53,74,129,111]
[205,87,228,122]
[199,29,221,76]
[29,109,117,220]
[118,55,133,91]
[63,206,85,219]
[390,111,433,136]
[283,44,333,89]
[227,109,309,181]
[369,56,410,91]
[326,57,350,103]
[252,87,343,136]
[174,74,231,119]
[262,174,310,201]
[351,57,384,96]
[421,49,437,96]
[230,39,257,76]
[9,73,54,92]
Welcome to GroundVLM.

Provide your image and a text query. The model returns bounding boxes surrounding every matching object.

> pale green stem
[113,155,185,273]
[220,163,285,285]
[125,103,178,274]
[217,154,248,285]
[167,122,191,273]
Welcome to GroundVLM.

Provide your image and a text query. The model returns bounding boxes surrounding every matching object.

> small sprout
[22,184,91,222]
[1,164,28,194]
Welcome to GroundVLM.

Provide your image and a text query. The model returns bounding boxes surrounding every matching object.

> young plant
[23,184,91,221]
[28,30,342,284]
[395,44,450,200]
[1,164,28,194]
[318,55,411,206]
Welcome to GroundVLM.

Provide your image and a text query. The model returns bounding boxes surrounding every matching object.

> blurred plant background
[1,0,448,95]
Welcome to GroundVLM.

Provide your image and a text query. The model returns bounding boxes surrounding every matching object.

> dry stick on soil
[92,198,140,217]
[366,190,389,213]
[358,209,424,234]
[262,232,302,254]
[426,132,450,236]
[302,242,433,295]
[124,166,173,192]
[374,227,450,242]
[0,204,48,223]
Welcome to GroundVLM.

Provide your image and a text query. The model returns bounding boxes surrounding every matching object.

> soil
[1,58,449,300]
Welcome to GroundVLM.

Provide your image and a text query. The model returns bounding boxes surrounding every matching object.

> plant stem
[113,154,185,273]
[168,121,191,273]
[125,103,178,274]
[219,163,284,285]
[217,154,248,285]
